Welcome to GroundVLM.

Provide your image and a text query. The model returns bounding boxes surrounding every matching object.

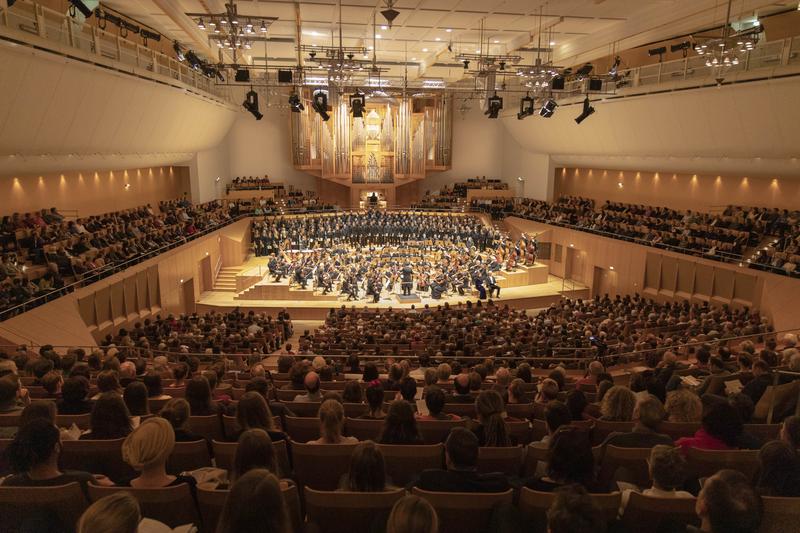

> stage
[197,256,589,319]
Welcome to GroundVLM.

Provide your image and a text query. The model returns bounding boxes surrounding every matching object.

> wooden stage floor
[196,274,589,319]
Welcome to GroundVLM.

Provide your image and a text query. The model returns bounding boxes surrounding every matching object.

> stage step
[214,266,244,293]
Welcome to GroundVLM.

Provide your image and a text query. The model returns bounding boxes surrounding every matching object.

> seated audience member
[309,399,358,444]
[536,378,560,403]
[143,373,171,400]
[170,363,189,388]
[92,370,122,399]
[233,391,287,442]
[342,380,363,403]
[380,400,423,444]
[76,491,170,533]
[547,484,608,533]
[340,441,391,492]
[533,400,572,448]
[216,470,290,533]
[755,440,800,497]
[82,392,133,440]
[417,386,460,421]
[691,470,762,533]
[601,396,673,448]
[119,416,195,488]
[781,415,800,449]
[565,390,589,421]
[665,388,704,423]
[599,386,636,421]
[244,377,295,420]
[386,495,439,533]
[741,359,771,405]
[506,378,528,405]
[526,426,600,492]
[412,427,510,492]
[396,376,418,409]
[2,418,111,488]
[122,381,150,418]
[159,398,202,442]
[436,363,452,385]
[294,371,322,403]
[576,361,605,389]
[620,445,693,513]
[470,390,511,447]
[231,429,281,483]
[448,373,474,403]
[185,375,226,416]
[360,381,387,420]
[676,402,743,451]
[0,375,29,415]
[40,371,63,398]
[56,376,92,415]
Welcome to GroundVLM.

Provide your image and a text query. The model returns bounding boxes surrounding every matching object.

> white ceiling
[101,0,799,83]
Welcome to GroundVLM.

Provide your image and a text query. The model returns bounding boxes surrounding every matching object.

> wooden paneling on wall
[554,167,800,211]
[1,166,191,217]
[503,216,800,332]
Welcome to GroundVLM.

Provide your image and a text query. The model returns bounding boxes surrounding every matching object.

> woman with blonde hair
[309,399,358,444]
[216,470,290,533]
[386,494,439,533]
[471,390,511,447]
[599,386,636,422]
[664,388,703,423]
[77,492,140,533]
[120,416,195,488]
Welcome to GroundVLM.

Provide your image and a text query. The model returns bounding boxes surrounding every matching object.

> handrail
[0,0,231,105]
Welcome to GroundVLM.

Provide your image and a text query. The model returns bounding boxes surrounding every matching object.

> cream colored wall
[0,166,191,217]
[504,216,800,332]
[554,167,800,211]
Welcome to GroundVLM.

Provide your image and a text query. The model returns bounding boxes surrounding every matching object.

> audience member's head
[237,391,276,433]
[89,392,133,439]
[159,398,191,432]
[565,390,588,421]
[344,441,387,492]
[545,400,572,435]
[781,415,800,448]
[424,386,447,417]
[318,399,346,443]
[232,428,278,482]
[474,390,509,447]
[547,426,595,487]
[665,389,703,423]
[386,495,439,533]
[634,396,666,431]
[755,440,800,497]
[701,402,743,448]
[648,445,687,491]
[77,492,140,533]
[696,470,762,533]
[546,484,607,533]
[380,400,421,445]
[216,470,290,533]
[342,380,363,403]
[123,381,150,417]
[600,386,635,421]
[6,418,60,474]
[445,427,479,470]
[365,382,385,414]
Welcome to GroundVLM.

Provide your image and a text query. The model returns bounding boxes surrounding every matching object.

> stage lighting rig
[243,89,263,120]
[517,94,535,120]
[485,93,503,119]
[574,96,595,124]
[288,93,304,113]
[312,91,330,121]
[350,91,366,118]
[539,98,557,118]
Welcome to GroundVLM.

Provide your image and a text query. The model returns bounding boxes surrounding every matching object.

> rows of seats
[471,195,800,277]
[413,177,508,209]
[0,199,238,320]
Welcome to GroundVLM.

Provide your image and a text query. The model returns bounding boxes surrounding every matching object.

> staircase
[213,266,241,293]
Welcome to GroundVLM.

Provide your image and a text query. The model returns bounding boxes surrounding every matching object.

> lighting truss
[455,52,523,78]
[299,45,388,84]
[187,1,277,56]
[692,0,760,75]
[514,57,563,92]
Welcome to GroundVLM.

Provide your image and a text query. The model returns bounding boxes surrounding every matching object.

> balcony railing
[0,0,231,104]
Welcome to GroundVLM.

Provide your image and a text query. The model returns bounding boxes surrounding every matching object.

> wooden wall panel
[694,265,714,302]
[713,269,735,301]
[659,257,678,294]
[124,277,138,318]
[110,282,125,323]
[77,295,96,327]
[94,287,111,328]
[676,260,695,296]
[733,273,757,303]
[147,266,160,312]
[644,253,660,290]
[136,271,149,313]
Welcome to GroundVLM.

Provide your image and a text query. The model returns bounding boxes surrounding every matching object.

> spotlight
[539,98,557,118]
[312,90,330,121]
[67,0,93,18]
[671,41,691,55]
[173,41,185,62]
[243,89,263,120]
[574,96,595,124]
[648,46,667,62]
[288,93,304,113]
[463,59,470,70]
[517,94,534,120]
[185,51,202,70]
[381,1,400,29]
[485,93,503,119]
[197,18,205,30]
[350,91,366,118]
[575,63,593,79]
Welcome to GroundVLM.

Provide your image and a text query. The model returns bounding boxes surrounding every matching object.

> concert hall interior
[1,1,800,532]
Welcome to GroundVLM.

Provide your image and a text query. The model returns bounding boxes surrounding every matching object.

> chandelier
[515,57,561,91]
[186,2,277,53]
[693,0,759,73]
[300,45,386,84]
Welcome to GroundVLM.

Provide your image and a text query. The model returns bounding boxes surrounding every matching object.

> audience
[159,398,202,442]
[231,428,281,483]
[216,470,291,533]
[119,417,195,489]
[386,495,439,533]
[81,393,133,440]
[755,440,800,497]
[470,390,511,447]
[527,426,600,492]
[340,441,391,492]
[379,400,423,445]
[310,399,358,444]
[692,470,763,533]
[547,484,608,533]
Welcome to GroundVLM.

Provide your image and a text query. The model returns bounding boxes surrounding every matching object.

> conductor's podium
[495,263,549,288]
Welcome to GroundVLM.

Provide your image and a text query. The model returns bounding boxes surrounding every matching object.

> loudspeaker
[588,78,603,91]
[277,70,293,83]
[551,76,565,90]
[235,69,250,82]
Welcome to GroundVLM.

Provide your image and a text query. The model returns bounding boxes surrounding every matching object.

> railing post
[780,37,792,66]
[91,25,100,56]
[682,57,688,80]
[34,2,45,38]
[115,34,122,61]
[66,14,74,47]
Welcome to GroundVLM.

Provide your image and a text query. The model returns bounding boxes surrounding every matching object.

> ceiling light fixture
[288,92,304,112]
[485,92,503,119]
[350,90,366,118]
[312,90,330,121]
[243,88,263,120]
[381,0,400,29]
[539,98,557,118]
[517,94,535,120]
[188,2,277,60]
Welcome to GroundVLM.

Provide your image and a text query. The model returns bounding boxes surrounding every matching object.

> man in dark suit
[742,359,772,405]
[410,427,510,492]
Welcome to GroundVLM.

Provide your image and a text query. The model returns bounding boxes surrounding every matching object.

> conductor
[401,264,414,296]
